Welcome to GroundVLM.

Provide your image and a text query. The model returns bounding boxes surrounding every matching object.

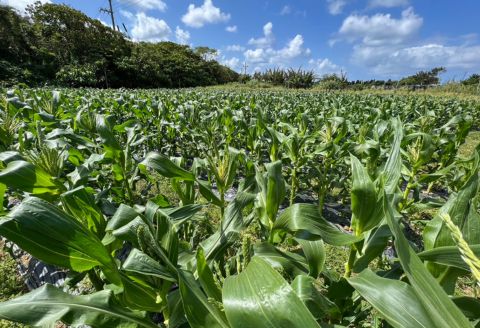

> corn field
[0,88,480,327]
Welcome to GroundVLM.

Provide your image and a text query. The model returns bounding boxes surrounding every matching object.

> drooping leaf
[254,242,309,277]
[349,269,435,328]
[122,248,175,282]
[273,204,362,246]
[0,197,121,285]
[417,245,480,271]
[141,152,195,181]
[291,275,340,320]
[61,186,105,236]
[353,224,391,273]
[0,284,157,328]
[295,238,325,278]
[223,257,321,328]
[0,160,62,198]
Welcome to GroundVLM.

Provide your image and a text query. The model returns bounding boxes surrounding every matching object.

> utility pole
[100,0,116,31]
[243,62,248,76]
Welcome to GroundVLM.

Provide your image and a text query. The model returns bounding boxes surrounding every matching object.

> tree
[0,3,239,88]
[399,67,446,86]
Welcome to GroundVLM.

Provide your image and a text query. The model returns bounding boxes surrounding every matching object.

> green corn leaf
[178,269,230,328]
[202,192,256,261]
[291,275,340,321]
[348,269,436,328]
[223,257,321,328]
[353,224,391,273]
[0,284,157,328]
[273,204,362,246]
[198,179,223,206]
[254,242,309,277]
[0,197,121,285]
[96,114,121,151]
[383,118,403,195]
[452,297,480,321]
[196,247,222,302]
[264,160,286,224]
[384,196,473,328]
[141,152,195,181]
[122,248,175,282]
[61,186,106,236]
[295,238,325,278]
[0,183,5,214]
[417,245,480,271]
[350,154,381,235]
[0,160,63,198]
[167,289,188,328]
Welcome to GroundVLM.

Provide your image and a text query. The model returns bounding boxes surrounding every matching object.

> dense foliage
[252,68,316,89]
[0,88,480,327]
[0,4,238,88]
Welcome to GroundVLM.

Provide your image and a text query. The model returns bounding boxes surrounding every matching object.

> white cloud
[353,43,480,76]
[309,58,342,75]
[0,0,50,14]
[182,0,230,28]
[327,0,348,15]
[244,32,310,66]
[280,5,292,15]
[120,9,134,20]
[226,45,245,52]
[274,35,307,60]
[226,25,237,33]
[369,0,409,8]
[98,19,110,27]
[244,49,266,63]
[118,0,166,12]
[222,57,241,70]
[175,26,190,44]
[131,12,171,42]
[338,7,423,45]
[248,22,275,48]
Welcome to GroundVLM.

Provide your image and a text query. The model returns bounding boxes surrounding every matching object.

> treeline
[0,3,238,88]
[241,67,480,91]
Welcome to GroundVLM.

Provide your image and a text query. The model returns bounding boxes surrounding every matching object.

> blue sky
[3,0,480,80]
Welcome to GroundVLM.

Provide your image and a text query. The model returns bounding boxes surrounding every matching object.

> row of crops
[0,88,480,327]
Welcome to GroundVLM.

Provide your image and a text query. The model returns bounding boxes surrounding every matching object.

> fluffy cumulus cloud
[221,57,241,70]
[118,0,166,12]
[244,24,310,68]
[327,0,348,15]
[226,45,245,52]
[226,25,237,33]
[182,0,230,28]
[175,26,190,44]
[274,35,310,61]
[309,58,343,75]
[131,12,171,42]
[248,22,275,48]
[338,7,423,45]
[0,0,50,13]
[244,49,266,63]
[353,43,480,76]
[368,0,409,8]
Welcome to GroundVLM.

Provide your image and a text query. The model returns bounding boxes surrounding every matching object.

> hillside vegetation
[0,4,238,88]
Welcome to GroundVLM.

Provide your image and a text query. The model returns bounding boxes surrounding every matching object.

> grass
[458,131,480,158]
[0,241,27,328]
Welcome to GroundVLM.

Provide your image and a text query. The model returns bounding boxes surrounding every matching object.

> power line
[100,0,117,31]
